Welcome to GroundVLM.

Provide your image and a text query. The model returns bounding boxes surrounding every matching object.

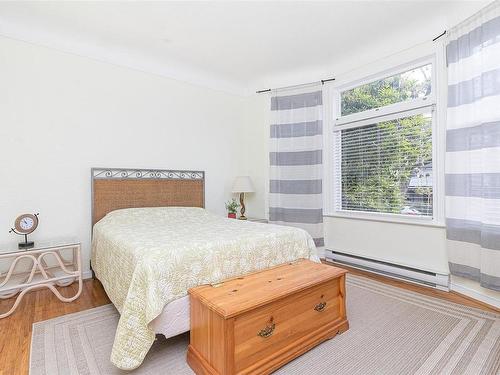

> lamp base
[239,192,247,221]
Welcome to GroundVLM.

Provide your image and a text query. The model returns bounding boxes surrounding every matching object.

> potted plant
[225,199,240,219]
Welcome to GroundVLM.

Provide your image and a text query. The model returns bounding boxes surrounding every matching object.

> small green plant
[225,198,240,214]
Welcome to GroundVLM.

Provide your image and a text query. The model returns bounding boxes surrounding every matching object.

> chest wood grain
[187,259,349,375]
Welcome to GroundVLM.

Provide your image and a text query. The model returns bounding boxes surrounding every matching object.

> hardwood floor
[323,260,500,314]
[0,279,110,375]
[0,263,497,374]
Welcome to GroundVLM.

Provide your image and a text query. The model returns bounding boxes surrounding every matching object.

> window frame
[326,54,444,226]
[336,57,436,125]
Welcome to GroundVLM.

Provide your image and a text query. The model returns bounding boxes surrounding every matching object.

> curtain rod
[432,30,446,42]
[256,77,335,94]
[256,30,447,94]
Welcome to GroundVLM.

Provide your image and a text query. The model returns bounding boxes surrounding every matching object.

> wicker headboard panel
[91,168,205,226]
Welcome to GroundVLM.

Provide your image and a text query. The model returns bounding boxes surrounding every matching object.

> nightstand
[0,239,82,318]
[247,217,269,223]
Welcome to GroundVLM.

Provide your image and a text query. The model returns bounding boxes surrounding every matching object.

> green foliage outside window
[340,65,433,216]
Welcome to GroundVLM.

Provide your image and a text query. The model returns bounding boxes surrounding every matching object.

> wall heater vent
[325,250,449,291]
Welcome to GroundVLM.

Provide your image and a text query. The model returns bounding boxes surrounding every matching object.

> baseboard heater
[325,250,449,291]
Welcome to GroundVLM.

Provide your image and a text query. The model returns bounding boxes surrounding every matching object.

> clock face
[14,214,38,234]
[20,217,34,230]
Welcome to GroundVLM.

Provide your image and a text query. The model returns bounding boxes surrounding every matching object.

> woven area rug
[30,275,500,375]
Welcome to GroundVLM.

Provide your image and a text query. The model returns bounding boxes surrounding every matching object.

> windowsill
[324,211,445,228]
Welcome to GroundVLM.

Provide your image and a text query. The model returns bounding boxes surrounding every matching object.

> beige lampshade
[232,176,255,193]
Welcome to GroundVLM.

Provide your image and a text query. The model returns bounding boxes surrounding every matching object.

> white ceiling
[0,1,489,95]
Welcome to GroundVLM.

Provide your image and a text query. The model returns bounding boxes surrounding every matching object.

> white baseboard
[450,282,500,309]
[82,270,93,280]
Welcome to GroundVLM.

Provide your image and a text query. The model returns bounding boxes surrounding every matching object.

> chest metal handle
[258,323,275,338]
[314,301,327,312]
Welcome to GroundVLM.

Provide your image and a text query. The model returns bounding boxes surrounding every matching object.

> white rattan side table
[0,239,82,318]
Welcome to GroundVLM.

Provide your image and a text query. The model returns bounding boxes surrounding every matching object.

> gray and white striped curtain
[269,86,323,249]
[446,1,500,291]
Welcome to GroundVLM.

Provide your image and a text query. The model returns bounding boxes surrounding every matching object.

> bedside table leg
[0,245,83,318]
[0,287,35,319]
[47,279,83,303]
[0,279,83,319]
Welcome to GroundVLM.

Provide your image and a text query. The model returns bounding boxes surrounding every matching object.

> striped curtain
[269,86,324,250]
[445,1,500,291]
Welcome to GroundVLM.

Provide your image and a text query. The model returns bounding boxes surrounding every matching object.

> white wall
[0,36,266,275]
[239,94,269,219]
[325,217,448,274]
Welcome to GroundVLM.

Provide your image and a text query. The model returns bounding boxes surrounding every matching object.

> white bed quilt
[91,207,319,370]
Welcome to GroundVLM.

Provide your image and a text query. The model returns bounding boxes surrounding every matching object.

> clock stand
[16,234,34,249]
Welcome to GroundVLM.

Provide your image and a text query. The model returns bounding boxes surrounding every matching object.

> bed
[90,168,319,370]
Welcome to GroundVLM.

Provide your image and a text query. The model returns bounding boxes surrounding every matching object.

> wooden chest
[187,260,349,375]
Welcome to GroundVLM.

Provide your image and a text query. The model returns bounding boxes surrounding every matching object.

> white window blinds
[334,110,433,217]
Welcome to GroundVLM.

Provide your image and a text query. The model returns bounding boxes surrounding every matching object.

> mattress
[150,295,190,338]
[91,206,319,370]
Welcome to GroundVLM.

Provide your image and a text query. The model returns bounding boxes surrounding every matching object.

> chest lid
[189,259,347,319]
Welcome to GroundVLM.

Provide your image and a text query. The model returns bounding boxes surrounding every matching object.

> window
[333,59,436,219]
[340,64,432,116]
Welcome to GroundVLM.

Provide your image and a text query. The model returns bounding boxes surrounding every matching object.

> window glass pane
[339,112,433,216]
[340,64,432,116]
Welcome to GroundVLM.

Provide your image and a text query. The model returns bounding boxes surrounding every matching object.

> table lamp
[232,176,255,220]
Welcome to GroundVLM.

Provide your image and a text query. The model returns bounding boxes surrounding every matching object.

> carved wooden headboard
[91,167,205,226]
